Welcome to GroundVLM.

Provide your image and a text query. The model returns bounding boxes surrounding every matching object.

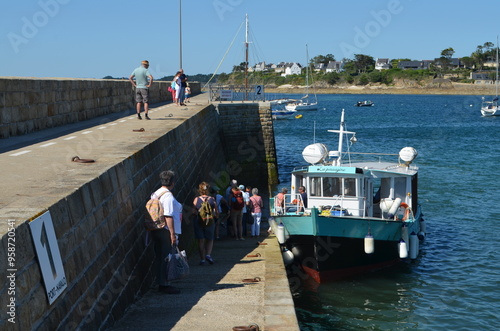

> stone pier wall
[214,103,279,189]
[0,99,277,330]
[0,78,201,139]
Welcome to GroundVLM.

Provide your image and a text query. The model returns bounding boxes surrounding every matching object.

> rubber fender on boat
[401,223,409,251]
[388,198,402,218]
[420,217,426,234]
[409,232,419,259]
[418,231,426,240]
[364,233,375,254]
[399,239,408,259]
[276,223,285,244]
[282,249,294,265]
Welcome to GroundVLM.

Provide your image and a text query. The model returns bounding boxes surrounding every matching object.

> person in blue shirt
[129,60,153,120]
[298,186,308,212]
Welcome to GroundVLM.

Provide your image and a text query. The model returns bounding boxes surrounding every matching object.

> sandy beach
[266,82,497,96]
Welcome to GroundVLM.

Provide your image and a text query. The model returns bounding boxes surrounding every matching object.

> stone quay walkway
[109,233,299,331]
[0,94,299,331]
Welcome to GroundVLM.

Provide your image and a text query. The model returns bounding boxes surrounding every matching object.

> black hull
[285,235,401,282]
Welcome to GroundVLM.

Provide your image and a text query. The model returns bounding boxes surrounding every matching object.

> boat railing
[271,193,368,217]
[272,193,304,215]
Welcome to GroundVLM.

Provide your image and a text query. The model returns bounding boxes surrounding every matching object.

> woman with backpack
[229,185,245,240]
[193,182,218,265]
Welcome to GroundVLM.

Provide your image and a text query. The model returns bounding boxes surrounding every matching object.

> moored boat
[285,44,318,112]
[271,108,297,120]
[355,100,374,107]
[481,37,500,117]
[269,109,425,282]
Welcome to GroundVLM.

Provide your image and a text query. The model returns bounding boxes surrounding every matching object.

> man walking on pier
[129,60,153,120]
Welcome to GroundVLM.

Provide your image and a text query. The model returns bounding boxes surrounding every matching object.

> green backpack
[198,196,215,227]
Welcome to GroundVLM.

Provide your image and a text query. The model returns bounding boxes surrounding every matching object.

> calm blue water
[271,94,500,331]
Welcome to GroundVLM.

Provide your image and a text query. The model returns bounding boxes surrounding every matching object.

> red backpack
[231,191,245,210]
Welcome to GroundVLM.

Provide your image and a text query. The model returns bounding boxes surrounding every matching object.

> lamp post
[179,0,182,69]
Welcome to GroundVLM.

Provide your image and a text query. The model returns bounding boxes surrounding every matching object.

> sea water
[271,94,500,330]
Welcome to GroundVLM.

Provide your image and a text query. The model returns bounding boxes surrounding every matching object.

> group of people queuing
[129,60,191,120]
[224,180,264,241]
[148,172,264,295]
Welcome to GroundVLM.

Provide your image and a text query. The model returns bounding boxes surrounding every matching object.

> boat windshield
[309,177,356,197]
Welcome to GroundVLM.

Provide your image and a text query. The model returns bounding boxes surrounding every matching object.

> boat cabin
[273,112,419,220]
[284,162,418,220]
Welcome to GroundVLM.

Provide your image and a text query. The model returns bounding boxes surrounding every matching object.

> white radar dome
[399,147,418,163]
[302,143,329,165]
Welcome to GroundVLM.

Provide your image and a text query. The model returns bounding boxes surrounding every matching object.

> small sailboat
[286,44,318,112]
[481,38,500,117]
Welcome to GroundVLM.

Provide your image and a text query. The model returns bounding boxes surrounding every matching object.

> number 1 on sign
[40,222,58,279]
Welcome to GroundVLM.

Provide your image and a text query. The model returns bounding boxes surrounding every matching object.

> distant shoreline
[265,83,497,96]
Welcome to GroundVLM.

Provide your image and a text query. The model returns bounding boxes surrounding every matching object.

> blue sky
[1,0,499,79]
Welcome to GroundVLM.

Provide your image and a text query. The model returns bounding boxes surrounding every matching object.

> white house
[325,61,344,73]
[253,62,266,72]
[314,63,328,72]
[283,62,302,76]
[375,58,391,70]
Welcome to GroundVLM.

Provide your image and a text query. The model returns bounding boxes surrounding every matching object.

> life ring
[399,203,411,221]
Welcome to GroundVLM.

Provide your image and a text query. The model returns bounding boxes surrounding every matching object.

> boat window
[394,177,407,199]
[319,177,341,196]
[344,178,356,196]
[380,177,392,198]
[310,177,321,196]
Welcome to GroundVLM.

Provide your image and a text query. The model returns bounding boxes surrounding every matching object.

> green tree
[310,54,335,66]
[368,71,382,83]
[325,72,340,85]
[439,47,455,70]
[341,58,357,75]
[391,58,410,69]
[353,54,375,73]
[460,56,474,69]
[358,74,369,85]
[232,62,248,73]
[472,43,490,69]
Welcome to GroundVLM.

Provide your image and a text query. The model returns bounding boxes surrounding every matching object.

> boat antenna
[328,109,356,166]
[313,121,316,143]
[338,109,345,159]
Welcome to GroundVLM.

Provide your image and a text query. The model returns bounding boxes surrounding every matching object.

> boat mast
[244,14,249,99]
[496,36,499,98]
[305,44,309,101]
